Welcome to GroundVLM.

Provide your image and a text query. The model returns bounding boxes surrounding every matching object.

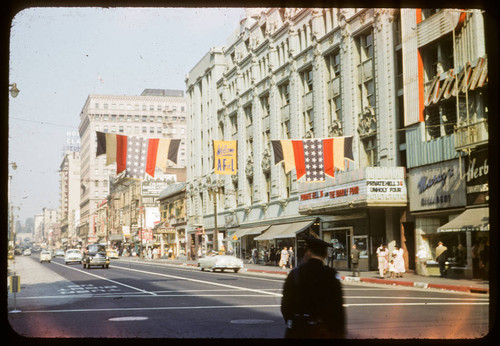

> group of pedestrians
[376,243,406,279]
[251,246,295,269]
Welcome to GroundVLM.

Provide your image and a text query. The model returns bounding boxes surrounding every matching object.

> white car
[65,249,83,265]
[197,254,244,273]
[40,250,52,263]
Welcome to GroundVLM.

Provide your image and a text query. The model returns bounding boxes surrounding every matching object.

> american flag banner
[271,136,354,182]
[96,131,181,179]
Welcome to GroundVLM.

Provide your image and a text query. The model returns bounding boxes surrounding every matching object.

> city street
[8,255,490,339]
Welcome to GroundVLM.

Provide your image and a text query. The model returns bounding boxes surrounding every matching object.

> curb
[121,258,489,294]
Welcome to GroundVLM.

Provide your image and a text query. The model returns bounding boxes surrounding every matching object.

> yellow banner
[213,140,237,175]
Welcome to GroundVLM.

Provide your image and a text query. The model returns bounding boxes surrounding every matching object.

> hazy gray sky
[9,7,244,222]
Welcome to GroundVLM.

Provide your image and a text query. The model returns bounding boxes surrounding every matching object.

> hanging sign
[213,140,237,175]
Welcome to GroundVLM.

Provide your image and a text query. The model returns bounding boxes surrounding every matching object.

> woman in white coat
[392,245,405,278]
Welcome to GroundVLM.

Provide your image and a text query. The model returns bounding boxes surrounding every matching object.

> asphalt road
[7,255,490,339]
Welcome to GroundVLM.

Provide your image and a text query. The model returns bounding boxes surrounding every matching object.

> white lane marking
[111,263,283,297]
[344,302,489,307]
[116,260,286,284]
[344,296,489,301]
[51,261,156,296]
[109,317,148,321]
[13,301,489,314]
[17,304,282,314]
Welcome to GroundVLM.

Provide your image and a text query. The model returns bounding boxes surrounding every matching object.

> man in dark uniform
[281,237,345,339]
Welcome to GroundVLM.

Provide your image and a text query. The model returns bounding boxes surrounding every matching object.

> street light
[9,84,20,98]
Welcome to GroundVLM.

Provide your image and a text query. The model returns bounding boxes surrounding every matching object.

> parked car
[197,253,244,273]
[40,250,52,263]
[83,243,110,269]
[55,249,65,257]
[23,249,32,256]
[106,249,119,259]
[64,249,83,265]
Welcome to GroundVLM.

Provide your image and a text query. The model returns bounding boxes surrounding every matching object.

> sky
[8,7,244,223]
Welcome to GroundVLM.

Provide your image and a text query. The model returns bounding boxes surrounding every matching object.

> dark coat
[281,258,345,338]
[351,248,361,264]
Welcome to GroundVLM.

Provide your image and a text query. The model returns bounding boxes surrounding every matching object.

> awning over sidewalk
[437,207,489,233]
[231,225,270,240]
[254,220,314,241]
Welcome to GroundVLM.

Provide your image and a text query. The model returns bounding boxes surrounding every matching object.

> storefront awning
[254,220,314,241]
[437,207,489,233]
[228,225,270,240]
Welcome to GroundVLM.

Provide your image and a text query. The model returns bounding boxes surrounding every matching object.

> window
[279,82,290,107]
[362,137,378,167]
[421,34,456,140]
[264,172,270,203]
[230,113,238,134]
[260,94,270,116]
[244,105,253,127]
[302,68,313,93]
[357,30,375,110]
[142,127,147,134]
[142,116,147,122]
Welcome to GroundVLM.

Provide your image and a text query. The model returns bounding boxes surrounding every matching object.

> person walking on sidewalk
[350,244,360,277]
[288,247,295,269]
[415,245,430,276]
[326,243,335,268]
[392,245,405,278]
[376,244,388,278]
[281,237,345,339]
[280,247,289,269]
[435,241,448,278]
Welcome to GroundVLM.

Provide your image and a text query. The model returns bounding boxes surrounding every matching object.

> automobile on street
[82,243,110,269]
[64,249,82,265]
[39,250,52,263]
[54,249,65,257]
[106,249,119,259]
[197,253,244,273]
[22,249,31,256]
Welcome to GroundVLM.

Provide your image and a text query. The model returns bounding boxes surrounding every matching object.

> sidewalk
[119,256,489,294]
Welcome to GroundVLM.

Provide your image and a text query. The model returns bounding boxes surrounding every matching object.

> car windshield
[41,251,50,254]
[67,250,80,254]
[88,244,106,253]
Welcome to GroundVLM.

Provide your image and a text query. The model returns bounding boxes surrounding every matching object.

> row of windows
[94,124,185,135]
[89,114,186,123]
[94,103,185,112]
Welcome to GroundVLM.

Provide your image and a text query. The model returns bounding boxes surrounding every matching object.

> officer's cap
[304,237,332,250]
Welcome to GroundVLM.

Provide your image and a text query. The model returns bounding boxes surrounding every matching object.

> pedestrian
[168,247,173,259]
[388,259,396,278]
[415,245,430,276]
[435,241,448,278]
[280,247,289,269]
[251,248,258,264]
[471,241,480,279]
[376,244,388,278]
[288,247,295,269]
[147,247,152,259]
[479,240,489,280]
[392,245,405,278]
[281,237,345,338]
[327,242,335,268]
[270,246,276,266]
[152,247,158,259]
[350,244,360,277]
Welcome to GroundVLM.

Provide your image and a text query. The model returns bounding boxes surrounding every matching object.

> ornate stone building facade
[186,8,488,274]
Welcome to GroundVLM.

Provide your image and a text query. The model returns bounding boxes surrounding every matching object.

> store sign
[465,149,489,205]
[299,178,406,211]
[142,178,176,196]
[408,160,466,212]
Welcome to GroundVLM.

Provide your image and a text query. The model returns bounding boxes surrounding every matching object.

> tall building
[59,150,80,246]
[78,89,187,244]
[186,8,488,276]
[41,207,59,245]
[401,9,488,279]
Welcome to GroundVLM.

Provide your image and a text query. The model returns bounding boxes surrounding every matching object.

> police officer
[281,237,345,338]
